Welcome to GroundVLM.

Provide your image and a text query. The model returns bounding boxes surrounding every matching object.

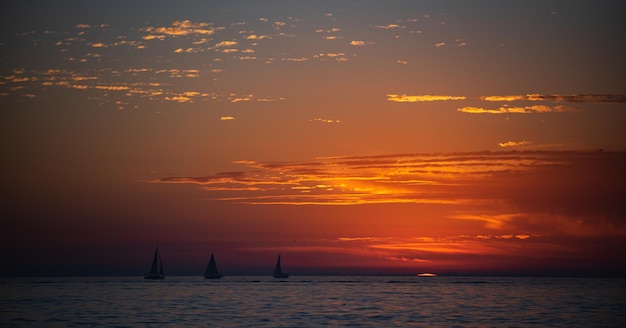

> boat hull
[144,274,164,280]
[204,274,223,279]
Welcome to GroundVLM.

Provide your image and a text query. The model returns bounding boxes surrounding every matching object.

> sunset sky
[1,0,625,276]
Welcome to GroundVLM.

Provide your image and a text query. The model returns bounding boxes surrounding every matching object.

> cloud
[350,40,374,46]
[311,118,341,123]
[256,96,285,102]
[220,116,235,121]
[228,93,253,102]
[143,20,224,38]
[214,40,238,47]
[273,21,286,29]
[390,93,625,105]
[313,53,348,62]
[458,105,574,114]
[374,24,404,29]
[315,28,341,33]
[165,96,192,103]
[480,94,626,103]
[282,57,308,62]
[152,151,625,226]
[337,237,382,242]
[94,85,129,91]
[387,94,466,102]
[499,140,530,148]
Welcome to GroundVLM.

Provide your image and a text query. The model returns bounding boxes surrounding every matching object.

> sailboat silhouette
[204,253,223,279]
[144,247,164,279]
[273,254,289,278]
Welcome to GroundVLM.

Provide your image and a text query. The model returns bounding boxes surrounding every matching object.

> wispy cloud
[480,94,626,103]
[374,24,404,29]
[389,93,626,104]
[458,105,574,114]
[388,93,625,114]
[214,40,238,47]
[151,151,626,226]
[499,140,530,148]
[350,40,374,46]
[387,94,466,102]
[310,118,341,123]
[143,20,224,38]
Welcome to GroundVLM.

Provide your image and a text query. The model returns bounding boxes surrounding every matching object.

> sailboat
[144,247,164,280]
[204,253,223,279]
[272,254,289,278]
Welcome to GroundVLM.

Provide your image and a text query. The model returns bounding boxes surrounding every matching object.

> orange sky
[1,1,625,276]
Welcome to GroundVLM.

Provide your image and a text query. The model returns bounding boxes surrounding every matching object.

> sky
[1,0,625,276]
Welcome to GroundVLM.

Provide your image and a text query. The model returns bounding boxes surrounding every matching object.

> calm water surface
[1,276,624,327]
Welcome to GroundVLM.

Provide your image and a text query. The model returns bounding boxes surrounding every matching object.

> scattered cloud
[390,93,625,104]
[388,93,625,114]
[480,94,626,103]
[387,94,466,102]
[350,40,374,46]
[458,105,574,114]
[94,85,129,91]
[143,20,224,38]
[315,28,341,33]
[374,24,404,29]
[311,118,341,123]
[214,40,238,47]
[498,140,530,148]
[282,57,308,62]
[220,116,235,121]
[229,96,252,102]
[313,53,348,62]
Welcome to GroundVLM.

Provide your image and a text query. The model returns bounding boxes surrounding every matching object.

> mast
[158,252,164,276]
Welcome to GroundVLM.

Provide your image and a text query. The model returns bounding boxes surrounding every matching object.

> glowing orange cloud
[142,20,224,38]
[389,93,626,105]
[151,151,611,207]
[387,94,466,102]
[457,105,574,114]
[480,94,626,103]
[499,140,530,148]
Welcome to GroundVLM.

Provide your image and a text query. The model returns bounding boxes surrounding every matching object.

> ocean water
[1,276,624,327]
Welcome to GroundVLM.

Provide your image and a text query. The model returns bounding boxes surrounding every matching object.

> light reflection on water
[1,276,624,327]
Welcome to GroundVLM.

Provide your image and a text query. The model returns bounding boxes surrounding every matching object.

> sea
[1,276,624,327]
